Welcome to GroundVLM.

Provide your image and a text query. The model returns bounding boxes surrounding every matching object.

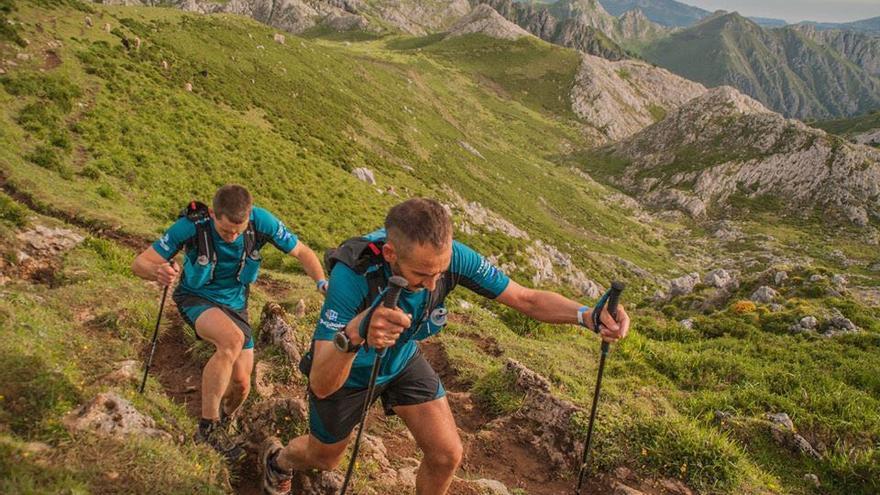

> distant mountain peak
[446,4,533,40]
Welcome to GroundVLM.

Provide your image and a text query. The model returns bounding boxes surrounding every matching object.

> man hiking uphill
[260,197,631,495]
[132,184,327,461]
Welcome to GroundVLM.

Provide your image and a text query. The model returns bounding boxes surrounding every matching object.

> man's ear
[382,242,397,264]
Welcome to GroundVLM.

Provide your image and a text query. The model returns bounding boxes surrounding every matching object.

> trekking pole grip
[601,281,625,355]
[383,276,407,308]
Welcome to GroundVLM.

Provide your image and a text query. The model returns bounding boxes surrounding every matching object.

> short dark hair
[385,198,452,250]
[213,184,252,223]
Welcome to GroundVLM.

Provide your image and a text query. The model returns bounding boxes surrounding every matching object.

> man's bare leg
[194,308,245,420]
[274,433,350,472]
[222,347,253,416]
[394,397,463,495]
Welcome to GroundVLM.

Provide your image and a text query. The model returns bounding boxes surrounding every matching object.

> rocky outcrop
[767,412,821,459]
[526,240,604,298]
[792,24,880,77]
[495,359,585,470]
[64,393,170,440]
[360,0,470,35]
[475,0,629,60]
[445,190,530,240]
[174,0,370,35]
[570,53,705,141]
[351,167,377,185]
[604,86,880,225]
[616,8,665,42]
[258,302,307,377]
[854,129,880,147]
[446,4,531,40]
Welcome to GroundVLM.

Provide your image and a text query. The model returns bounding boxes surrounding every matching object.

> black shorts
[172,291,254,350]
[308,349,445,444]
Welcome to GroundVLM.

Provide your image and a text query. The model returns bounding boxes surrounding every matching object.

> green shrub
[0,193,28,227]
[472,366,525,417]
[1,73,82,111]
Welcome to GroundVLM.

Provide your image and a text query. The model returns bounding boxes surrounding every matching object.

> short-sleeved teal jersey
[152,206,298,309]
[314,229,510,388]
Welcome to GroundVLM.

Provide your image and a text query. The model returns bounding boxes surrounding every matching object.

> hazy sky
[682,0,880,23]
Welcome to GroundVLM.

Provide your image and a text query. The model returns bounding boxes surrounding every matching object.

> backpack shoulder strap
[179,201,215,272]
[325,236,387,312]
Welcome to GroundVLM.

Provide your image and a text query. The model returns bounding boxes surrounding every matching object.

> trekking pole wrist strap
[590,290,611,335]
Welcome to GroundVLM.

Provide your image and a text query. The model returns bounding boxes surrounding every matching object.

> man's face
[384,239,452,292]
[211,211,250,243]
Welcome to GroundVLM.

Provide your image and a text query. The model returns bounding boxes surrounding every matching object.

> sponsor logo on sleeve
[275,222,294,242]
[158,234,171,252]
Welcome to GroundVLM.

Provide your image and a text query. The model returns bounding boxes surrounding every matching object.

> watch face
[334,331,348,352]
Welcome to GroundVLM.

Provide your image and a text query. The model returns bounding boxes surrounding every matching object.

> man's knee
[424,439,463,473]
[213,334,244,360]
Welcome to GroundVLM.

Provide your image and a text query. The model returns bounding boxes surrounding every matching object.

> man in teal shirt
[132,184,327,461]
[260,198,631,495]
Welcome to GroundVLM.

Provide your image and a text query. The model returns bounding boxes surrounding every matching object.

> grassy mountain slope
[814,111,880,137]
[642,12,880,119]
[1,1,879,494]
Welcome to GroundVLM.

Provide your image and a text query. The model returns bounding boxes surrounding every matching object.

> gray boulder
[750,286,778,303]
[351,167,376,185]
[669,272,700,297]
[702,268,734,289]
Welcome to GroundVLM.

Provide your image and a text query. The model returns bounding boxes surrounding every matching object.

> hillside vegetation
[1,1,879,494]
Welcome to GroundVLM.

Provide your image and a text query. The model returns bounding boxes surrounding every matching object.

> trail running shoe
[261,436,293,495]
[195,420,246,463]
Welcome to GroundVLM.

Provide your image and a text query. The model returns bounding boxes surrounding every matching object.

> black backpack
[179,201,268,285]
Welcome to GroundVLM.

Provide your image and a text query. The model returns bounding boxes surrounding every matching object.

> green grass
[813,111,880,137]
[1,2,878,494]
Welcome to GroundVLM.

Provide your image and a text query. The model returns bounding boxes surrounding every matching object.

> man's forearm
[293,244,326,282]
[132,255,159,281]
[517,289,582,324]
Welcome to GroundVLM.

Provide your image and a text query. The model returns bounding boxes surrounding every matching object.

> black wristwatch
[334,329,362,353]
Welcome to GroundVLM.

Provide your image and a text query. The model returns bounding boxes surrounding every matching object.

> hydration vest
[324,235,455,339]
[179,201,268,288]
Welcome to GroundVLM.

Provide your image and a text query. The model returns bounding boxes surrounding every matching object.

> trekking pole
[575,280,625,495]
[340,275,408,495]
[139,263,175,394]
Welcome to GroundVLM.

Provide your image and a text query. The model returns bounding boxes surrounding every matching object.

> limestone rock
[767,412,794,431]
[605,86,880,225]
[17,225,84,254]
[525,240,603,298]
[253,361,275,398]
[259,302,305,372]
[351,167,376,185]
[668,272,699,297]
[774,270,788,285]
[273,32,285,44]
[446,4,531,41]
[570,53,705,142]
[750,286,778,303]
[702,268,734,289]
[458,140,485,160]
[64,392,170,439]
